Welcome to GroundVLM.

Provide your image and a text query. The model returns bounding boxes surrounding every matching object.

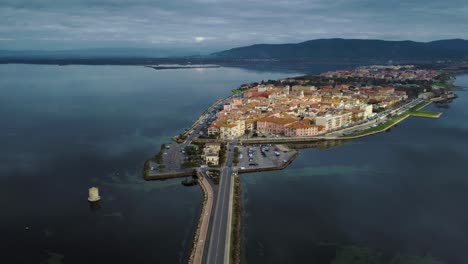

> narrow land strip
[224,175,235,264]
[229,174,242,264]
[190,171,214,264]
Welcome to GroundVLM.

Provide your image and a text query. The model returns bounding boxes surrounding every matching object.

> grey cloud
[0,0,467,51]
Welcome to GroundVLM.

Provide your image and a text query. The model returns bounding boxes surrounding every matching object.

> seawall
[144,170,196,181]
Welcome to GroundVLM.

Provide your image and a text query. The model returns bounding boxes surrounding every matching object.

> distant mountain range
[211,38,468,62]
[2,38,468,65]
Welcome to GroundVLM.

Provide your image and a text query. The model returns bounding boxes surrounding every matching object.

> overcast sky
[1,0,468,52]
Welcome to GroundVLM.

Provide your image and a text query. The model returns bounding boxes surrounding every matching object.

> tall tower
[88,187,101,202]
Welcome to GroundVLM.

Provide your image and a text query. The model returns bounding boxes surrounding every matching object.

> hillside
[211,38,468,61]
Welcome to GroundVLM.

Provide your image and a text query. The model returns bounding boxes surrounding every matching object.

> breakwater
[144,170,196,181]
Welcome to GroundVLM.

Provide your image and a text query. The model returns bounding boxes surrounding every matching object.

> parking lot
[236,144,297,171]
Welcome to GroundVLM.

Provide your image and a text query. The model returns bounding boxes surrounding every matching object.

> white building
[315,112,352,131]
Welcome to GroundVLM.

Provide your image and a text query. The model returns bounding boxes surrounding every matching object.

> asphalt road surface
[205,142,235,264]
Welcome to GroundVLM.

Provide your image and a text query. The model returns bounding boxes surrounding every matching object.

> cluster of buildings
[207,80,408,140]
[201,143,221,166]
[321,65,440,82]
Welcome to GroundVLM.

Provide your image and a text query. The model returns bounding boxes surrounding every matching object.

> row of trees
[233,147,240,166]
[182,144,204,168]
[219,144,227,165]
[154,144,166,163]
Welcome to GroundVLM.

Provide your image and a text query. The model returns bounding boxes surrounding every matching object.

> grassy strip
[143,160,150,177]
[219,143,227,165]
[233,147,239,166]
[432,81,455,90]
[412,101,427,111]
[411,100,430,111]
[409,111,441,118]
[231,88,245,94]
[351,112,411,136]
[407,100,440,117]
[154,144,166,163]
[347,100,441,137]
[230,175,242,264]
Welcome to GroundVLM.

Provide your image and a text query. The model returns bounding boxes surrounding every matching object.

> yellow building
[218,120,245,140]
[202,143,222,166]
[205,153,219,166]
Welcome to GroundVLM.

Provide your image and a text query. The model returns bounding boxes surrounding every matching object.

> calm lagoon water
[2,64,466,264]
[0,64,301,263]
[241,75,468,264]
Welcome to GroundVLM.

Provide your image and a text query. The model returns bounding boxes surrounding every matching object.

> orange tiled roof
[286,120,317,129]
[257,116,297,125]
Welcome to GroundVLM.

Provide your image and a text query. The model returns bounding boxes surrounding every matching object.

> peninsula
[144,64,456,264]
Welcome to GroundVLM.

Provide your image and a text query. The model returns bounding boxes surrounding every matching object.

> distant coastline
[144,64,220,70]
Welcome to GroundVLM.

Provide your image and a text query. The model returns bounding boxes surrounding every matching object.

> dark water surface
[0,64,302,263]
[241,75,468,264]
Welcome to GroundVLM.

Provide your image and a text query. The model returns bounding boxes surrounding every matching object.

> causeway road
[205,142,235,264]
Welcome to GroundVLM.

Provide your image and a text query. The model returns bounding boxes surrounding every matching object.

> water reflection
[89,201,101,211]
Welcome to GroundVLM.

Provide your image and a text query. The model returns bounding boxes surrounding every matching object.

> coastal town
[144,65,455,264]
[204,65,447,141]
